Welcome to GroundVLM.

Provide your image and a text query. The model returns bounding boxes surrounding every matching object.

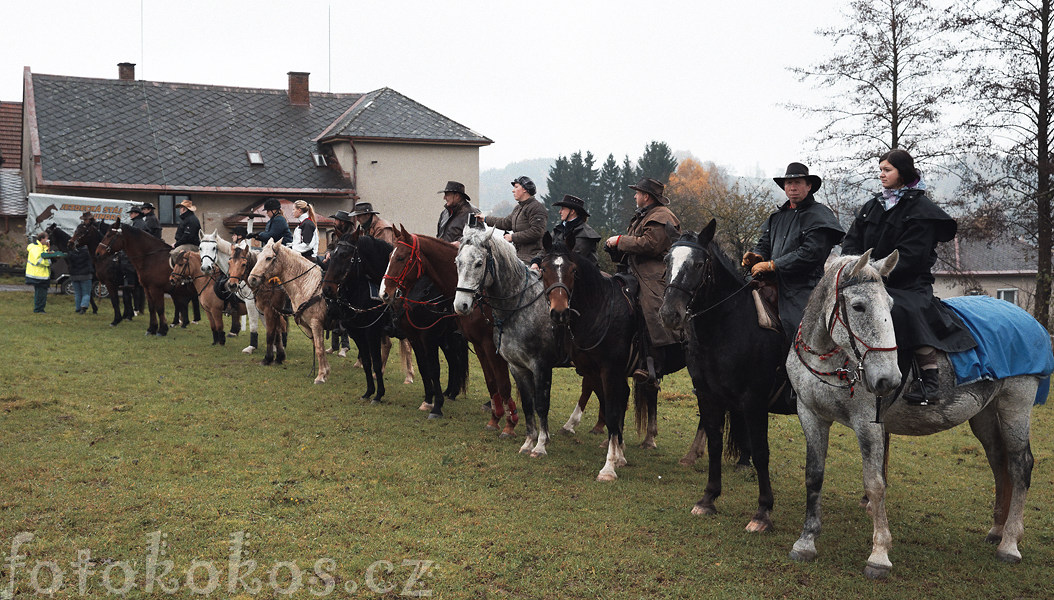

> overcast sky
[2,0,849,177]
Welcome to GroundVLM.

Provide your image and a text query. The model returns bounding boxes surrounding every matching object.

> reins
[666,240,753,322]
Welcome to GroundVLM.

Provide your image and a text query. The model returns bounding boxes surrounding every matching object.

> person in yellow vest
[26,232,63,313]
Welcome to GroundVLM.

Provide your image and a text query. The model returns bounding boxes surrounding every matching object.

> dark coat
[484,197,548,262]
[67,246,95,281]
[255,214,293,246]
[173,211,202,247]
[753,194,845,333]
[552,218,601,266]
[611,203,681,347]
[141,213,162,238]
[437,199,480,243]
[841,189,975,353]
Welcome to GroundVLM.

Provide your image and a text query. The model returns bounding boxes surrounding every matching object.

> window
[158,194,190,226]
[247,150,264,165]
[311,152,327,167]
[997,288,1018,305]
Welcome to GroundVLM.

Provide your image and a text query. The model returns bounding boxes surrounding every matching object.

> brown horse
[169,249,245,345]
[228,243,289,366]
[95,219,174,335]
[70,218,135,325]
[379,226,518,436]
[247,241,330,384]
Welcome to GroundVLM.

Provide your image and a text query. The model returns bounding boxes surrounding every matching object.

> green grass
[1,290,1052,599]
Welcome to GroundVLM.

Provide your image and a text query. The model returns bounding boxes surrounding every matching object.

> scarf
[881,177,927,211]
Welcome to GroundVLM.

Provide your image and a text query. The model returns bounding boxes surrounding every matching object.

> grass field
[1,290,1052,599]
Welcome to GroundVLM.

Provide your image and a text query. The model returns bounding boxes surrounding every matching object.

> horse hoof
[639,440,657,450]
[985,532,1003,545]
[745,519,772,533]
[863,563,891,580]
[427,413,443,420]
[498,431,514,439]
[370,399,383,405]
[404,377,413,385]
[485,424,499,431]
[242,347,255,354]
[418,402,432,412]
[691,503,717,516]
[788,548,816,563]
[678,456,698,467]
[529,450,547,459]
[559,427,575,436]
[589,427,606,435]
[996,550,1021,564]
[597,472,617,482]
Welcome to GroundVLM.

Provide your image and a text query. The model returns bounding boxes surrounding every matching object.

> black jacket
[842,189,975,352]
[753,194,844,333]
[174,211,202,247]
[553,218,601,266]
[255,214,293,246]
[141,213,163,238]
[67,246,94,280]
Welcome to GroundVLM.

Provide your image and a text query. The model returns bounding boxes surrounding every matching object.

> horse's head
[379,226,421,304]
[168,250,199,287]
[96,219,125,258]
[322,234,357,300]
[807,250,901,397]
[227,244,255,293]
[70,219,95,249]
[198,230,222,275]
[659,220,717,332]
[540,232,578,326]
[246,240,283,290]
[453,227,497,315]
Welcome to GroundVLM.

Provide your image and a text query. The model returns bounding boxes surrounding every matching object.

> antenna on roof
[328,4,332,92]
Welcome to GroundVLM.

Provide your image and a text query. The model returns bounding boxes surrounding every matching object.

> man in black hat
[138,202,163,238]
[605,177,681,381]
[350,201,396,246]
[742,162,845,335]
[482,176,548,263]
[544,194,601,266]
[251,198,293,246]
[437,181,480,246]
[127,204,145,230]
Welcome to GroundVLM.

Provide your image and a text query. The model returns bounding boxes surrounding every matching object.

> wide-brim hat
[80,211,94,221]
[330,210,354,223]
[438,180,470,201]
[553,194,589,218]
[179,199,196,211]
[628,177,670,205]
[773,162,822,193]
[262,198,282,212]
[230,226,249,238]
[349,201,380,217]
[139,202,155,210]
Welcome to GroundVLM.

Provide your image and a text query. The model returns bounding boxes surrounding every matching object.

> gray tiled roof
[0,168,26,216]
[935,237,1038,274]
[321,87,492,144]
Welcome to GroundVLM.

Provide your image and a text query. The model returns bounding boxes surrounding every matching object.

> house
[0,100,26,264]
[15,63,491,254]
[933,236,1038,311]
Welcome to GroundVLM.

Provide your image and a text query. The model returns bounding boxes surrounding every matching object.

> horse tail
[723,411,748,464]
[448,330,470,396]
[633,382,655,437]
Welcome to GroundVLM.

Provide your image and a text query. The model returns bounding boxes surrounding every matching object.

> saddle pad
[943,295,1054,404]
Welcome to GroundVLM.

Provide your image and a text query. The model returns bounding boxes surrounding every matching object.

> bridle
[383,234,424,298]
[169,253,210,287]
[455,242,540,312]
[664,240,752,322]
[542,256,613,352]
[793,262,899,397]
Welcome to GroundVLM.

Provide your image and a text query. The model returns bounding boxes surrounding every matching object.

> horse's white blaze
[668,245,693,282]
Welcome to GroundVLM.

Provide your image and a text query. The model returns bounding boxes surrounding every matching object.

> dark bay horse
[539,234,638,480]
[322,233,393,402]
[95,219,176,336]
[71,218,135,325]
[379,227,517,434]
[228,244,289,366]
[169,249,244,345]
[658,220,790,532]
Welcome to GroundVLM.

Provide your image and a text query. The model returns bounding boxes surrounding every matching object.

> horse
[322,233,393,402]
[787,250,1044,578]
[44,223,99,314]
[379,227,518,433]
[247,241,330,384]
[228,244,289,366]
[70,218,138,325]
[539,234,638,481]
[169,249,245,345]
[199,231,261,353]
[657,220,790,531]
[454,226,566,456]
[95,219,175,336]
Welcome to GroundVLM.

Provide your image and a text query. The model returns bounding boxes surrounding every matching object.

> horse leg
[691,403,727,516]
[262,316,277,365]
[312,320,329,384]
[244,298,260,354]
[379,335,393,374]
[744,408,775,533]
[789,407,832,564]
[371,331,386,403]
[857,422,893,579]
[529,367,553,458]
[562,375,597,435]
[275,316,287,364]
[144,287,160,335]
[510,366,537,454]
[597,369,630,481]
[425,337,446,418]
[400,338,414,384]
[352,335,376,399]
[109,286,124,326]
[473,344,502,431]
[680,421,707,467]
[634,379,660,449]
[986,386,1034,563]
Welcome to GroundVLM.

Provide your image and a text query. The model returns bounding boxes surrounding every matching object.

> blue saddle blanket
[943,295,1054,405]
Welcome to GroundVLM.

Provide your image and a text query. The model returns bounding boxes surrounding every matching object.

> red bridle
[382,234,423,295]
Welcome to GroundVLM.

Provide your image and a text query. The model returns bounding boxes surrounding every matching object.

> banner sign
[27,193,140,237]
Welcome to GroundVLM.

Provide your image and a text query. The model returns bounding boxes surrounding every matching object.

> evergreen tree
[543,151,599,228]
[594,154,623,232]
[634,141,679,184]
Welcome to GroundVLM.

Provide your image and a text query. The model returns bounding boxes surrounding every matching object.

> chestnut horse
[95,219,175,335]
[228,243,289,366]
[379,227,518,435]
[169,249,245,345]
[247,241,330,384]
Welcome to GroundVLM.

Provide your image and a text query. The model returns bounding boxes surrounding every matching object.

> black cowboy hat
[349,201,380,217]
[510,175,537,196]
[263,198,282,212]
[230,226,249,238]
[139,202,155,210]
[330,210,354,223]
[773,162,822,193]
[128,205,143,214]
[628,177,670,205]
[438,181,470,201]
[80,211,94,220]
[553,194,589,218]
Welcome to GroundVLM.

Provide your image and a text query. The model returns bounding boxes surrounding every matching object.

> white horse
[788,250,1042,578]
[199,230,261,354]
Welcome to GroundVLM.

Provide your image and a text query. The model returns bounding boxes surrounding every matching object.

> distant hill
[479,158,553,213]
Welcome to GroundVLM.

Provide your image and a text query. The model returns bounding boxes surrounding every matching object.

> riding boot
[904,368,940,406]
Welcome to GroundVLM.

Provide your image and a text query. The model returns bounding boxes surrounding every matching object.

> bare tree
[789,0,954,182]
[951,0,1054,328]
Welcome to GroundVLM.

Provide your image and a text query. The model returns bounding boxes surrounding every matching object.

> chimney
[118,62,136,81]
[288,72,310,106]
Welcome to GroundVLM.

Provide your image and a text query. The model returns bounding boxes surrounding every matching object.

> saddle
[750,279,781,333]
[612,272,639,302]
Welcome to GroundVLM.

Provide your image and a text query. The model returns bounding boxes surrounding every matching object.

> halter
[543,274,614,352]
[383,234,424,296]
[665,240,753,321]
[793,262,899,397]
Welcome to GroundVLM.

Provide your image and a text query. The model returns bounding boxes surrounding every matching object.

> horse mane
[200,231,232,256]
[115,221,173,250]
[462,226,524,278]
[705,237,749,288]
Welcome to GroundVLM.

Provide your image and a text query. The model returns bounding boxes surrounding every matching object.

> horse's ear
[699,219,717,245]
[848,249,873,278]
[873,249,899,278]
[542,231,553,253]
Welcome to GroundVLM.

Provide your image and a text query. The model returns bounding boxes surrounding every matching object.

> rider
[743,162,844,335]
[252,198,293,246]
[173,199,202,252]
[550,194,601,266]
[604,177,681,382]
[138,202,163,238]
[841,149,976,405]
[437,181,480,246]
[290,200,319,260]
[350,201,395,245]
[482,176,548,263]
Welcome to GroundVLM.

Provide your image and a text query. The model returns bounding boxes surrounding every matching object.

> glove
[741,251,764,268]
[751,260,775,276]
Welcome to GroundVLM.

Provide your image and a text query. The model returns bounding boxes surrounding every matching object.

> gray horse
[453,227,562,457]
[788,251,1040,578]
